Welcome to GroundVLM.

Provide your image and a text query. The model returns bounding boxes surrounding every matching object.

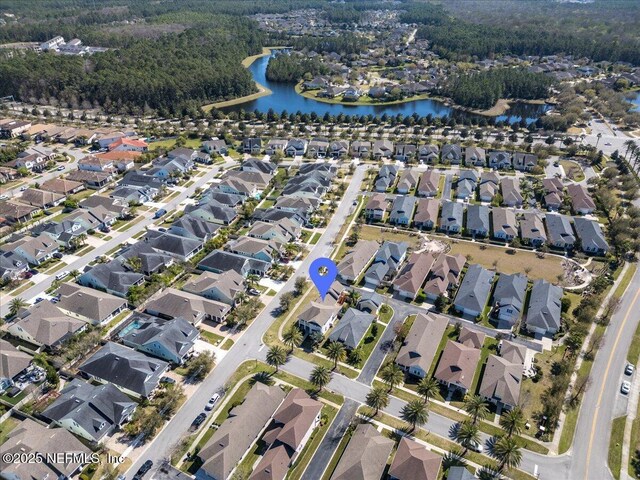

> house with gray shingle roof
[56,282,127,326]
[439,201,463,233]
[363,241,408,288]
[465,146,485,167]
[374,165,398,192]
[479,355,522,410]
[0,339,31,390]
[520,212,547,247]
[501,177,523,207]
[330,423,394,480]
[396,313,448,378]
[297,299,341,336]
[42,379,137,443]
[492,207,518,241]
[489,151,512,169]
[396,170,420,194]
[479,172,500,202]
[337,240,379,283]
[545,213,575,250]
[198,250,270,277]
[364,193,389,221]
[79,342,169,398]
[573,217,609,256]
[329,308,375,350]
[466,204,490,237]
[417,170,440,197]
[525,279,563,337]
[182,270,244,305]
[418,144,439,164]
[78,259,145,298]
[491,273,528,329]
[513,152,538,171]
[389,195,417,226]
[441,144,462,165]
[453,264,495,317]
[145,288,230,324]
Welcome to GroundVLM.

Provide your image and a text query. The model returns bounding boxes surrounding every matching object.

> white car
[55,271,69,281]
[464,438,484,453]
[621,381,631,395]
[625,364,635,376]
[205,393,221,411]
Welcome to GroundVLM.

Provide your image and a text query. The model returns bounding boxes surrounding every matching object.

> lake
[223,51,549,124]
[631,91,640,111]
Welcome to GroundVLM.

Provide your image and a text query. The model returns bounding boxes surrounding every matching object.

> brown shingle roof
[434,341,481,391]
[388,437,442,480]
[396,313,449,374]
[478,354,522,408]
[331,423,394,480]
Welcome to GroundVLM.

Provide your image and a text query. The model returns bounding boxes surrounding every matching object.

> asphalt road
[0,159,235,317]
[302,399,359,480]
[125,164,368,478]
[569,266,640,480]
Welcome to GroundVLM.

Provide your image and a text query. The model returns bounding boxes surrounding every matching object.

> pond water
[224,51,550,124]
[630,91,640,111]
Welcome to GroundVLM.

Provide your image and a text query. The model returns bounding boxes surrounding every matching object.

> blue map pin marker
[309,257,338,301]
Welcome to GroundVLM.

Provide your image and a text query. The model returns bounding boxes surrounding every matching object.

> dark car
[134,459,153,479]
[192,412,207,427]
[154,208,167,219]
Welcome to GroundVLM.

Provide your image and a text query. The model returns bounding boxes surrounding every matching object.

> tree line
[441,68,554,110]
[265,53,329,83]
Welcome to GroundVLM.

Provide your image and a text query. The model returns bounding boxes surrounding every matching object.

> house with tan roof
[413,198,439,230]
[198,382,286,480]
[55,282,127,326]
[566,184,596,215]
[12,233,60,265]
[182,270,245,305]
[458,326,486,349]
[479,354,522,410]
[389,437,442,480]
[8,300,86,349]
[396,169,420,194]
[492,207,518,241]
[499,339,527,365]
[423,253,465,301]
[330,423,394,480]
[501,177,523,207]
[364,193,389,221]
[465,146,486,167]
[434,340,481,394]
[417,169,440,197]
[19,188,64,208]
[393,251,435,300]
[40,178,85,195]
[520,212,547,247]
[0,200,39,224]
[297,300,341,335]
[337,239,378,283]
[396,312,448,378]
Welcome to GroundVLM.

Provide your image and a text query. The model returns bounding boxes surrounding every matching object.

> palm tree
[500,407,525,438]
[283,326,303,353]
[401,399,429,432]
[125,256,143,273]
[365,387,389,416]
[464,395,490,425]
[624,139,637,160]
[380,363,404,392]
[347,289,361,307]
[309,365,332,393]
[453,420,480,455]
[69,269,80,280]
[326,341,346,370]
[266,345,287,373]
[416,377,440,404]
[493,436,523,473]
[9,297,27,316]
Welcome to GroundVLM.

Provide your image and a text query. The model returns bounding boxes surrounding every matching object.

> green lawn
[378,304,393,324]
[199,330,224,346]
[221,338,234,350]
[630,412,640,479]
[310,232,322,245]
[356,322,385,368]
[615,263,637,300]
[289,405,338,480]
[609,416,627,480]
[0,417,19,444]
[9,281,34,296]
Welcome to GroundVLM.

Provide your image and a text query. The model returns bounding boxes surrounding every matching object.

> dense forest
[265,53,329,83]
[442,69,554,110]
[291,33,368,56]
[0,12,264,115]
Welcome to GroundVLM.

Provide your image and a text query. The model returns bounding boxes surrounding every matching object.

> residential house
[545,213,576,250]
[453,264,495,317]
[307,138,330,158]
[396,312,448,378]
[142,230,203,262]
[389,437,442,480]
[79,342,168,398]
[285,138,308,157]
[0,201,39,224]
[573,217,609,255]
[19,188,64,209]
[227,236,280,264]
[328,140,349,158]
[389,195,417,226]
[78,155,117,173]
[119,313,198,364]
[297,299,341,336]
[107,137,148,152]
[458,326,486,349]
[250,389,322,480]
[168,214,220,242]
[145,288,231,324]
[479,355,522,410]
[520,212,547,247]
[266,139,288,156]
[499,340,527,365]
[492,207,518,241]
[56,282,127,326]
[119,171,163,193]
[513,152,538,171]
[197,383,286,480]
[566,184,596,215]
[418,144,439,164]
[393,252,435,300]
[328,308,374,350]
[544,190,563,211]
[434,340,481,394]
[350,140,371,158]
[337,239,378,283]
[525,279,563,336]
[202,139,228,156]
[417,170,440,197]
[39,178,84,196]
[42,379,137,443]
[489,151,512,169]
[479,172,500,203]
[242,137,262,154]
[200,190,244,208]
[465,146,486,167]
[441,144,462,165]
[0,339,31,391]
[0,419,92,480]
[0,251,28,281]
[248,219,300,244]
[439,201,463,233]
[117,241,174,276]
[66,169,113,189]
[241,158,276,175]
[356,291,383,314]
[395,144,417,162]
[491,273,528,330]
[363,241,408,288]
[466,204,490,237]
[185,199,238,225]
[396,170,420,194]
[95,151,138,171]
[182,270,245,305]
[198,250,270,277]
[0,119,32,138]
[501,178,523,207]
[8,300,86,349]
[110,186,153,205]
[456,169,480,201]
[448,467,476,480]
[12,233,59,266]
[413,198,439,230]
[373,140,394,159]
[330,423,394,480]
[423,253,466,301]
[364,193,389,221]
[78,258,144,298]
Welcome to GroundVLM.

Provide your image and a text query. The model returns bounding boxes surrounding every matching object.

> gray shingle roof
[454,264,495,314]
[328,308,374,349]
[526,279,563,333]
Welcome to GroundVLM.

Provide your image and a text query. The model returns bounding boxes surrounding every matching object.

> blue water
[224,52,549,123]
[631,91,640,111]
[118,319,141,337]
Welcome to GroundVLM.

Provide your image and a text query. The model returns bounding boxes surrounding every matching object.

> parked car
[0,195,8,200]
[23,272,33,279]
[205,393,220,411]
[463,438,484,453]
[57,165,65,171]
[20,185,28,191]
[158,227,167,232]
[100,225,111,233]
[34,297,44,304]
[248,288,260,296]
[53,252,63,259]
[160,376,176,385]
[55,271,69,280]
[625,364,635,376]
[621,381,631,395]
[192,412,207,427]
[133,459,153,480]
[154,208,167,219]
